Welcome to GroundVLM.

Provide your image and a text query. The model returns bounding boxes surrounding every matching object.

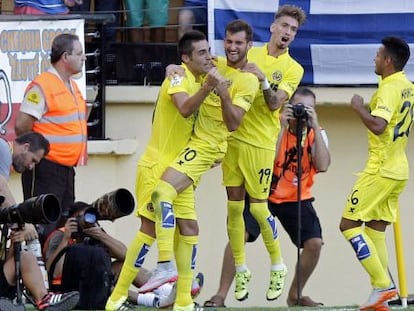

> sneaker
[137,292,160,308]
[191,272,205,298]
[36,291,80,311]
[0,298,25,311]
[106,296,136,311]
[266,264,288,301]
[173,302,204,311]
[234,269,251,301]
[157,272,204,308]
[156,282,176,308]
[139,262,178,293]
[375,301,390,311]
[359,287,398,311]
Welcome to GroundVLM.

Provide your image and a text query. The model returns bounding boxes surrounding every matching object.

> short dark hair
[178,30,207,57]
[225,19,253,43]
[15,132,50,156]
[275,4,306,26]
[50,33,80,64]
[382,36,410,71]
[291,87,316,102]
[69,201,91,217]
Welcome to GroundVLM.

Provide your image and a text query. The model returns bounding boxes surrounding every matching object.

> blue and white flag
[208,0,414,85]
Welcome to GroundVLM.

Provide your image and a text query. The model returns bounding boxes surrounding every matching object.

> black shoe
[36,291,80,311]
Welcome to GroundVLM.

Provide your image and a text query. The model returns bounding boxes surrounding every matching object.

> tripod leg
[13,241,24,305]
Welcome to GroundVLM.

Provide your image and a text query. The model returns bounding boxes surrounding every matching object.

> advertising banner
[0,18,84,140]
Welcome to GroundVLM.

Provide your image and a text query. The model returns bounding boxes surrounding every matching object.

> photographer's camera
[72,207,98,240]
[292,103,308,120]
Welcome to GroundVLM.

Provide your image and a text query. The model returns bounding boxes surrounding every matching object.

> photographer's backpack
[49,239,113,310]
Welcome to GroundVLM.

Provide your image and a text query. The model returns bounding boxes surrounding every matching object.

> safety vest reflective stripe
[43,134,88,143]
[37,112,87,123]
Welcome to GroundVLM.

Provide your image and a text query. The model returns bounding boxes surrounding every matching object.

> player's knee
[303,237,322,253]
[178,218,199,236]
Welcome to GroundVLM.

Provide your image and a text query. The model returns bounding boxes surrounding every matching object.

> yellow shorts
[222,139,275,200]
[170,138,225,186]
[342,172,407,223]
[136,164,197,221]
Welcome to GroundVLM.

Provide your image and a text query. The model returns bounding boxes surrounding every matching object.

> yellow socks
[227,200,246,266]
[110,231,155,300]
[175,234,198,307]
[342,227,390,288]
[365,226,388,270]
[250,202,282,265]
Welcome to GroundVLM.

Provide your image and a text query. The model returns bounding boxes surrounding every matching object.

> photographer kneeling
[44,201,175,309]
[0,132,79,311]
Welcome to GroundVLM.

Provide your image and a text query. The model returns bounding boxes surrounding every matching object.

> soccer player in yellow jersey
[151,20,259,311]
[105,30,221,311]
[219,4,306,303]
[340,36,414,311]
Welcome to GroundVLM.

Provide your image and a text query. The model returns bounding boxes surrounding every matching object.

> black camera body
[76,207,98,229]
[71,207,99,240]
[292,103,308,120]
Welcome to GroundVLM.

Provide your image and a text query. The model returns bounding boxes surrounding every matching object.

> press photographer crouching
[44,189,160,310]
[0,132,79,311]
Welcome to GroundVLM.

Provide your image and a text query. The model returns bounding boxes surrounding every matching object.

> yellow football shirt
[192,62,259,153]
[365,71,414,180]
[231,45,304,150]
[139,64,201,167]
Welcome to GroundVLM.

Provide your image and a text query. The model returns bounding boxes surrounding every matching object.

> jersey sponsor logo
[377,105,392,113]
[171,74,184,87]
[161,201,175,228]
[27,90,41,104]
[350,234,370,260]
[267,215,278,239]
[134,243,151,267]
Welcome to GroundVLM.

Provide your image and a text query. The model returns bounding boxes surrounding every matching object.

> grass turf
[21,306,414,311]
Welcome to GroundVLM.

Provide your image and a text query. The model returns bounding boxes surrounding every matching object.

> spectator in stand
[13,0,72,14]
[178,0,207,39]
[69,0,121,47]
[124,0,169,43]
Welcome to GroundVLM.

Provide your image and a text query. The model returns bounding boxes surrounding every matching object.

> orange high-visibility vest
[269,128,316,203]
[27,72,88,166]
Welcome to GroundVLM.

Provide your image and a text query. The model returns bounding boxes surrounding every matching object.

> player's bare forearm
[264,88,287,111]
[351,94,386,135]
[220,94,243,131]
[312,128,330,172]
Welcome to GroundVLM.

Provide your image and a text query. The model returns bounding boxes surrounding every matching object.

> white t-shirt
[0,139,11,180]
